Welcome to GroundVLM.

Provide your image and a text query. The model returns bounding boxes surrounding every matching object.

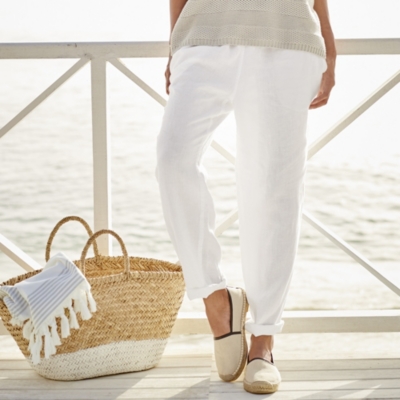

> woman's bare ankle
[203,288,231,337]
[248,334,274,363]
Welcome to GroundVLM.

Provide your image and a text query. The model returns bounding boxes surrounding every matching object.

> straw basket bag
[0,216,186,380]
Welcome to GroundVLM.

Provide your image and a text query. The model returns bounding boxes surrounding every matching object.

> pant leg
[233,46,327,336]
[155,45,242,300]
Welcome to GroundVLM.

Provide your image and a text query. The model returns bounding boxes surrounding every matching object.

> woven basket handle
[80,229,130,276]
[45,216,99,262]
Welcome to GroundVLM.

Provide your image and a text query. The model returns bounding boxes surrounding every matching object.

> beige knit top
[169,0,326,60]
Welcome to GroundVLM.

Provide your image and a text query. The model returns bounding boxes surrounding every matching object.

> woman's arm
[310,0,336,109]
[169,0,188,52]
[165,0,187,95]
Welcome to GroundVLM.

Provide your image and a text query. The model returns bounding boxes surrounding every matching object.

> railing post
[90,56,112,255]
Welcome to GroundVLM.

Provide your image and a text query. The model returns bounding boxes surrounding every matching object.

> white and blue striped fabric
[0,252,97,364]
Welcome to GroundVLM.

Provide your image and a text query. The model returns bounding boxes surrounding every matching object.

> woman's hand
[166,1,188,94]
[309,56,335,109]
[165,54,172,95]
[311,0,336,109]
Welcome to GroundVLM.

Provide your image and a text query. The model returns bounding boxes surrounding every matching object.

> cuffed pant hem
[186,278,228,300]
[245,320,285,336]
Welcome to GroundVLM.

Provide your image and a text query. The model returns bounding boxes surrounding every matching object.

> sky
[0,0,399,42]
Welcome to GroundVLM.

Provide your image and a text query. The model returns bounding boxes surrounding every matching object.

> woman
[156,0,336,394]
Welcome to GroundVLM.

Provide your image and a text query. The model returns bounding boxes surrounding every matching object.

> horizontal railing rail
[1,38,400,58]
[1,39,399,334]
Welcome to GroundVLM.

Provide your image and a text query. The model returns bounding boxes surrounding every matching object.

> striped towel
[0,252,97,364]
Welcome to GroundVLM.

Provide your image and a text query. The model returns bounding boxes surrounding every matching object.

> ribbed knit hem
[171,38,326,60]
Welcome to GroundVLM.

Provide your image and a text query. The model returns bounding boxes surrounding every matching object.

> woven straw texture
[0,216,185,380]
[30,339,168,381]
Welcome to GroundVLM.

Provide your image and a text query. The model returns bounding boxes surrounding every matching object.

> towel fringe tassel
[50,321,62,346]
[9,278,97,365]
[68,305,79,329]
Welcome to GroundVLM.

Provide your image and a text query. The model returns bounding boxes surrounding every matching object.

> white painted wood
[260,358,400,370]
[0,355,212,379]
[281,309,400,333]
[157,355,212,368]
[0,389,209,399]
[212,379,400,390]
[214,208,239,237]
[0,354,211,399]
[0,234,41,272]
[307,68,400,160]
[4,357,400,372]
[209,390,400,400]
[170,310,400,335]
[1,343,400,400]
[209,354,400,399]
[5,310,399,336]
[0,39,399,60]
[109,58,167,106]
[303,209,400,297]
[0,380,210,392]
[171,313,212,335]
[0,366,212,379]
[0,57,89,139]
[210,139,236,166]
[0,41,170,59]
[90,57,112,256]
[1,352,400,399]
[2,310,399,337]
[334,38,400,55]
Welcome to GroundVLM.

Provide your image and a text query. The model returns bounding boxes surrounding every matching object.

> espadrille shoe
[213,286,249,382]
[243,353,281,394]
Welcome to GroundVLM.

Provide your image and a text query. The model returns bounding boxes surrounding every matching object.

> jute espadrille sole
[243,380,280,394]
[214,287,249,382]
[243,356,281,394]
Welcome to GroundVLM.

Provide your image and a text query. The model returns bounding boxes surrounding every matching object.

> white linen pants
[155,44,327,336]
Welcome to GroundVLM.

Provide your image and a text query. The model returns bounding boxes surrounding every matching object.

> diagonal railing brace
[0,57,90,139]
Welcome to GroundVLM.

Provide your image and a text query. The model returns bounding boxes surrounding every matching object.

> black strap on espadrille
[247,353,275,365]
[213,288,242,340]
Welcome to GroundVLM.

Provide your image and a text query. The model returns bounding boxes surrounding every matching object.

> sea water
[0,1,399,312]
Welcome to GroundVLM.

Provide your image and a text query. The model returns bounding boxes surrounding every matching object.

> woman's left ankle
[248,334,274,362]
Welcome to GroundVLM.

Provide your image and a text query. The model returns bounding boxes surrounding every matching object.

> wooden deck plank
[1,343,400,399]
[0,389,210,400]
[0,353,213,399]
[2,377,399,391]
[211,369,400,380]
[0,353,212,367]
[0,377,210,390]
[0,367,211,380]
[3,357,400,371]
[209,356,400,400]
[6,356,400,370]
[211,358,400,370]
[0,354,212,371]
[211,379,400,391]
[209,390,400,400]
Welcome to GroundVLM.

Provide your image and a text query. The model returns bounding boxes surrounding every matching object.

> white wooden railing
[1,39,400,335]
